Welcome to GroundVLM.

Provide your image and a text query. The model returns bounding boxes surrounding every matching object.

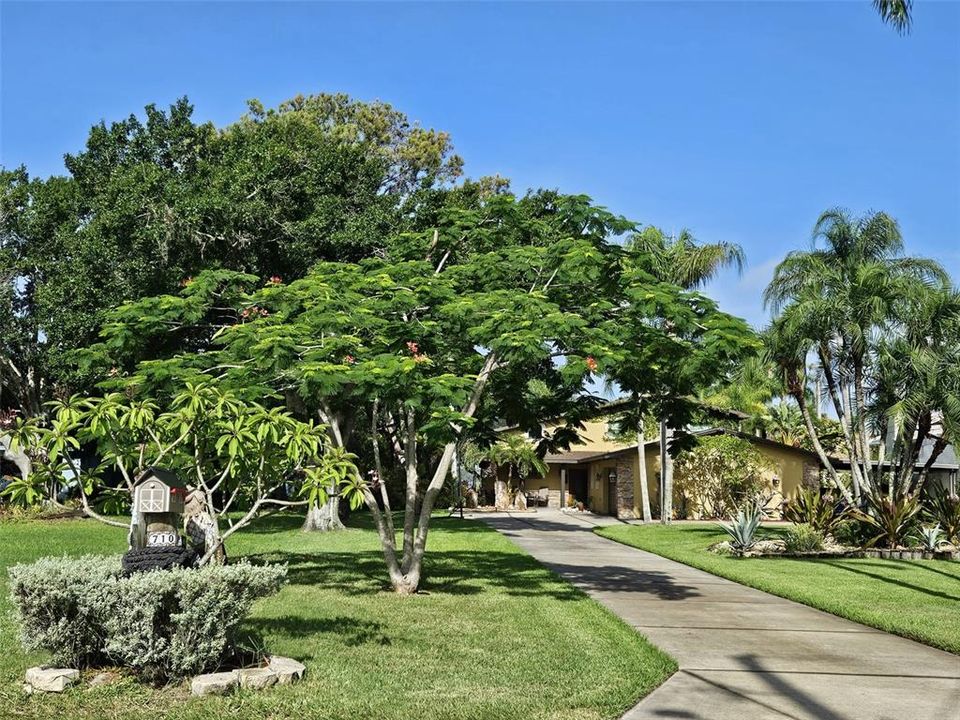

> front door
[607,475,618,515]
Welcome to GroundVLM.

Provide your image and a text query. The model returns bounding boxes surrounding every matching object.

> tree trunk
[184,491,226,565]
[302,493,345,532]
[791,385,853,504]
[637,427,652,523]
[659,419,674,524]
[494,477,509,509]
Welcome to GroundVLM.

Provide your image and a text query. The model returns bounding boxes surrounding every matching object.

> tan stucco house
[483,418,822,520]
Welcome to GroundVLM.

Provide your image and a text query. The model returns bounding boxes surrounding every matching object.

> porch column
[560,467,567,509]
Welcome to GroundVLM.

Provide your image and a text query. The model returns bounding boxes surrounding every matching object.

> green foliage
[855,494,922,548]
[71,190,757,591]
[782,524,825,553]
[300,447,363,510]
[484,435,548,481]
[874,0,913,34]
[915,525,945,553]
[0,474,45,507]
[8,555,285,678]
[783,487,849,534]
[923,488,960,545]
[764,207,957,504]
[1,93,463,406]
[10,383,328,554]
[831,519,870,548]
[716,503,763,555]
[673,435,772,519]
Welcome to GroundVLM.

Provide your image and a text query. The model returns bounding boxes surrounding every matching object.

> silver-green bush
[8,555,285,679]
[783,524,825,553]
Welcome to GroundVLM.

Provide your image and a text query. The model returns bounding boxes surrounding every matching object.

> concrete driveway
[479,510,960,720]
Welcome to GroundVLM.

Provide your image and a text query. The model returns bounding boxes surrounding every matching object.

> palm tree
[485,435,548,510]
[874,0,912,34]
[765,401,804,447]
[764,208,950,501]
[626,226,746,523]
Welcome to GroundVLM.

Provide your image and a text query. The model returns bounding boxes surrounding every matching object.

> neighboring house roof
[542,450,612,464]
[495,395,749,433]
[917,439,959,470]
[544,427,819,466]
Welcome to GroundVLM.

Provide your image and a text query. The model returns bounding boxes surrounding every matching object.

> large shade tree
[0,94,461,413]
[87,192,754,593]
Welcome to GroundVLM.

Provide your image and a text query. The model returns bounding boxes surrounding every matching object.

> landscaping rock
[24,666,80,693]
[191,671,238,696]
[237,667,278,690]
[89,671,122,687]
[267,655,306,684]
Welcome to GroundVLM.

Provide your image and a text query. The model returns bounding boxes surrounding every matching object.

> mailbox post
[123,467,197,574]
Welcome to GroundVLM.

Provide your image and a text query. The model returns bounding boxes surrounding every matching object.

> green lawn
[0,513,674,720]
[596,522,960,655]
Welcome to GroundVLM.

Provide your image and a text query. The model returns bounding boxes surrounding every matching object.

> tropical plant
[874,0,912,34]
[922,488,960,545]
[619,226,750,523]
[832,519,870,548]
[764,208,956,503]
[484,434,548,509]
[855,493,922,548]
[764,402,804,447]
[783,524,825,553]
[783,487,849,535]
[915,525,945,553]
[717,502,764,555]
[0,474,45,507]
[0,94,462,414]
[5,384,331,562]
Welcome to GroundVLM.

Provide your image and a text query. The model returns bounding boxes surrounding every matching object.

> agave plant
[922,488,960,545]
[856,494,921,549]
[717,503,763,556]
[916,525,945,553]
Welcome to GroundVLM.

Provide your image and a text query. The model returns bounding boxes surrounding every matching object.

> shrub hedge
[8,555,285,679]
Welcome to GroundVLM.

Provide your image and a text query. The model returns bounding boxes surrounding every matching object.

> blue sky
[2,1,958,328]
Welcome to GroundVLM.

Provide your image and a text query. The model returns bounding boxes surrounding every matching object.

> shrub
[674,436,773,519]
[8,555,286,678]
[923,488,960,545]
[832,518,871,547]
[717,502,763,555]
[783,524,824,553]
[7,556,118,667]
[783,487,848,534]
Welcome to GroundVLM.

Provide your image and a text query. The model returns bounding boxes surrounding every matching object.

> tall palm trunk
[636,400,652,522]
[659,419,674,523]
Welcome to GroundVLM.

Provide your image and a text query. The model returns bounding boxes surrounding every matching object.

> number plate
[147,531,178,547]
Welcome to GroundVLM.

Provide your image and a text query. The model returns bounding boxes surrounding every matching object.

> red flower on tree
[585,356,598,372]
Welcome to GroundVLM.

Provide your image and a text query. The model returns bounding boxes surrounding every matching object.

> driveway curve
[479,510,960,720]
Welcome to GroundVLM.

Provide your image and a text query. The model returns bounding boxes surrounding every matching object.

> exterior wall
[543,418,631,453]
[583,440,818,520]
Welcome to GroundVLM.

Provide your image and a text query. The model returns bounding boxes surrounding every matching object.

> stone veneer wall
[615,457,637,519]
